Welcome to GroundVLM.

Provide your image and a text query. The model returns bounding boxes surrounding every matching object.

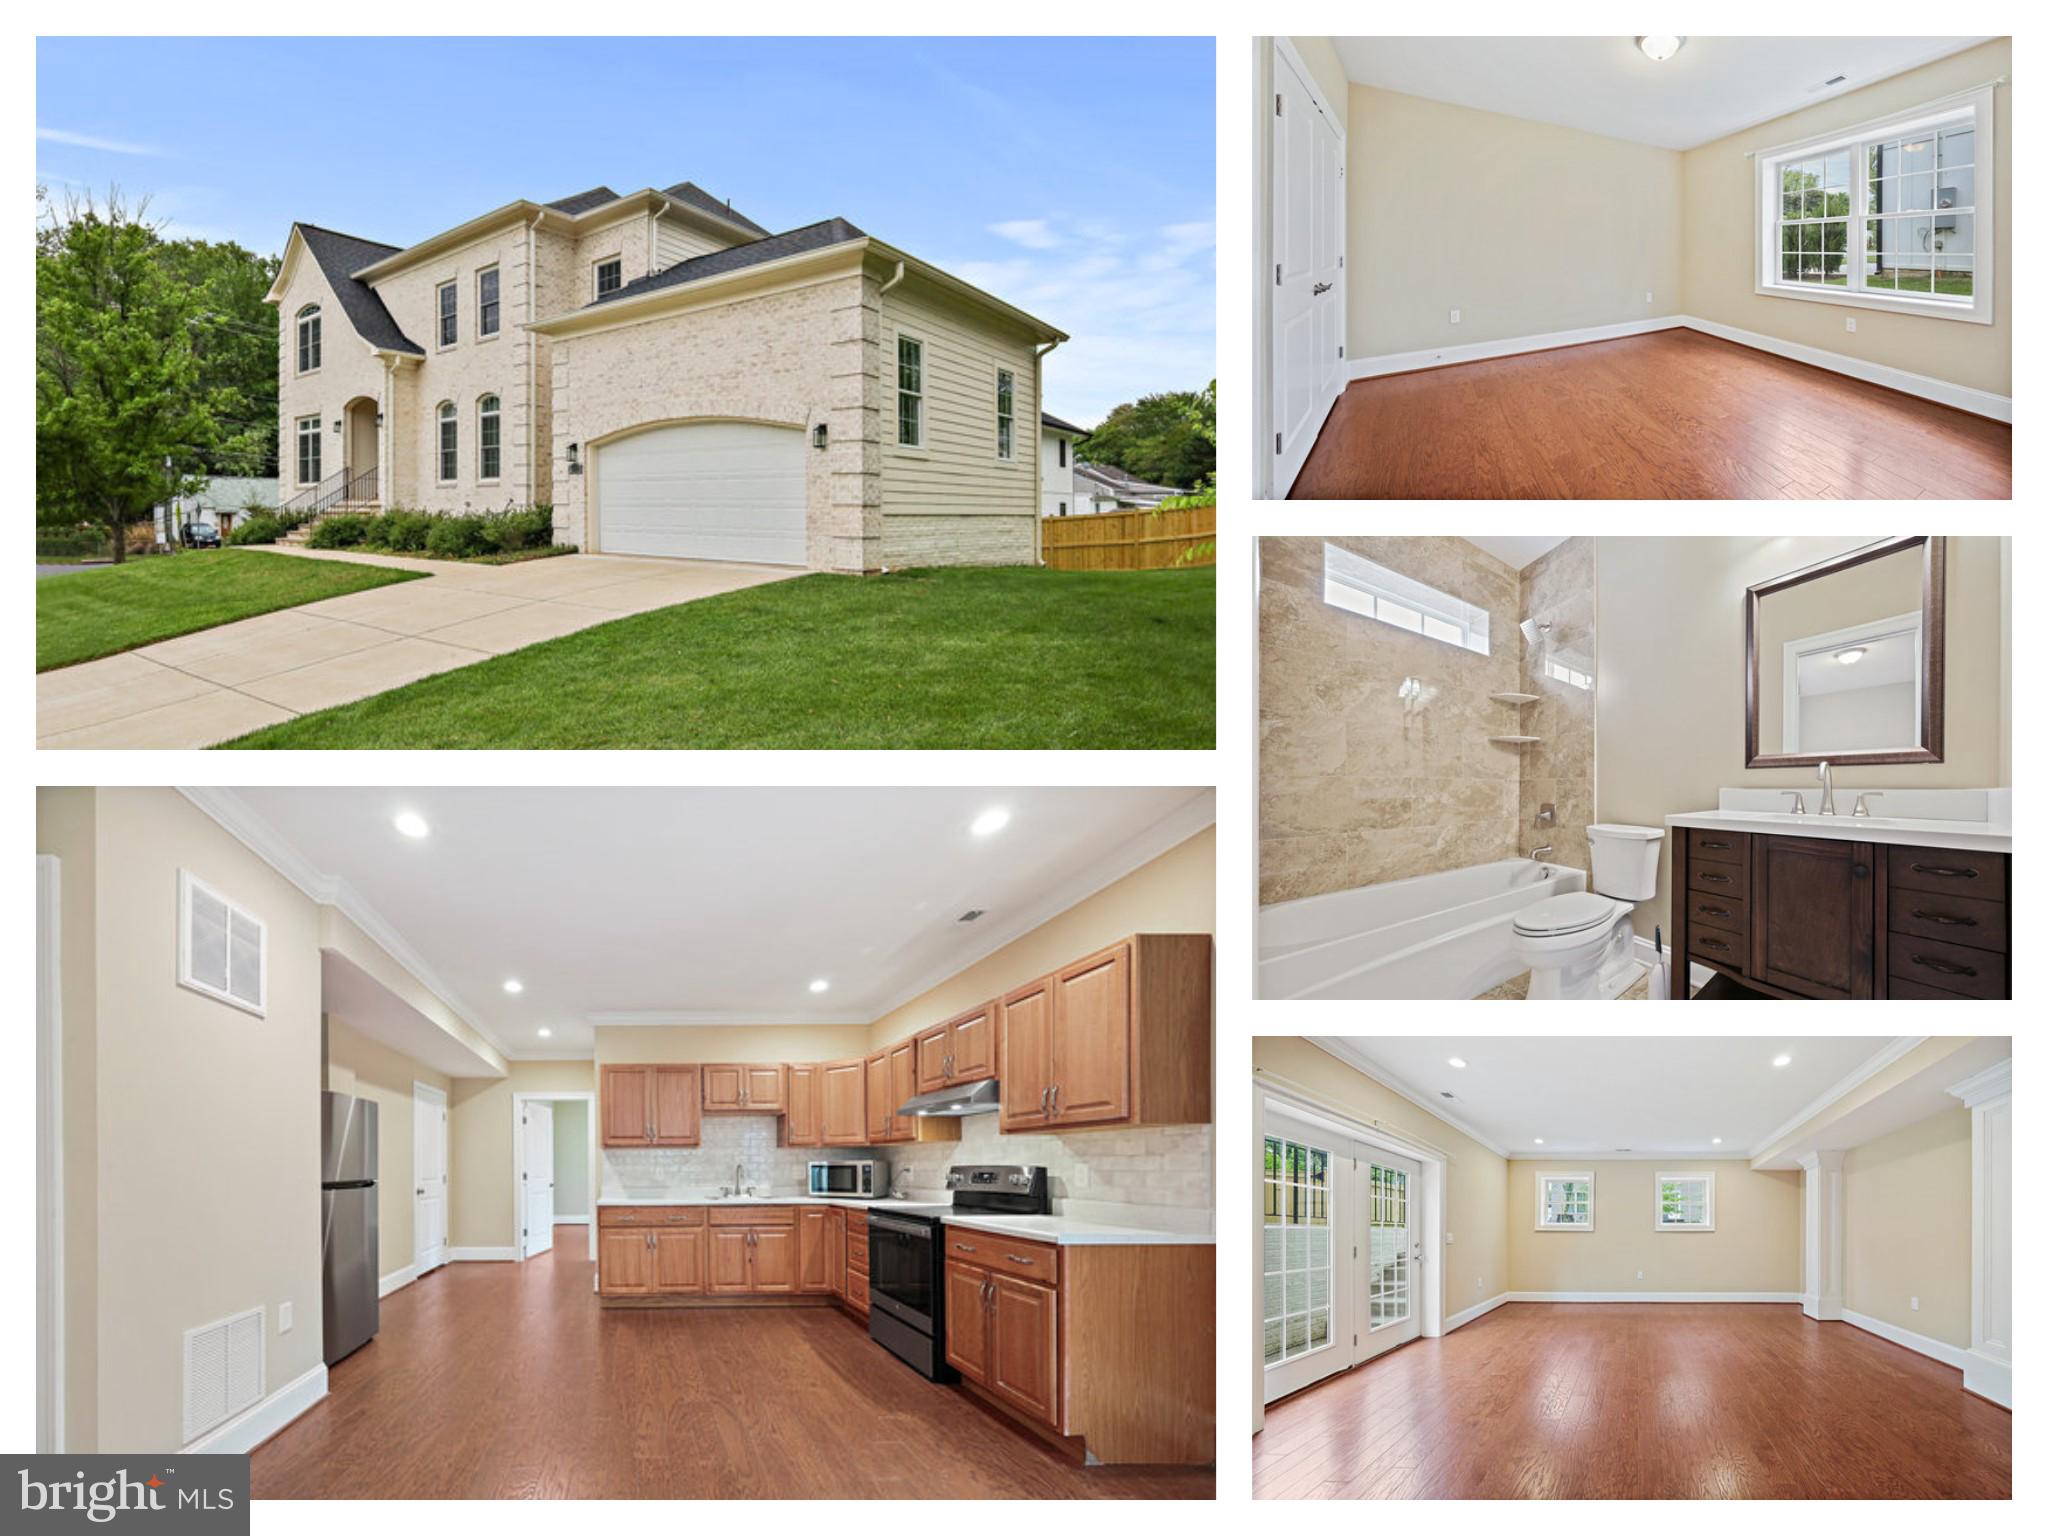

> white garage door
[595,421,807,565]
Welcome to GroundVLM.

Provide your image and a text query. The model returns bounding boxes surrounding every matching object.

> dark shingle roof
[663,181,769,235]
[545,186,621,215]
[590,218,866,308]
[293,224,423,356]
[1041,411,1089,435]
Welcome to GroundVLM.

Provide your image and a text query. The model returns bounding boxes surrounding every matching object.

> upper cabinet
[702,1063,785,1113]
[820,1058,867,1145]
[915,999,998,1093]
[783,1062,821,1147]
[602,1064,701,1147]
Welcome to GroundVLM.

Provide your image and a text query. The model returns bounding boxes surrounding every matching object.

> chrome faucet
[734,1161,747,1197]
[1816,760,1837,816]
[1782,791,1807,814]
[1529,844,1554,863]
[1852,791,1884,818]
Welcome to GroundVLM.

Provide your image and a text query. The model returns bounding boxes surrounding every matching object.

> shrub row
[305,506,556,560]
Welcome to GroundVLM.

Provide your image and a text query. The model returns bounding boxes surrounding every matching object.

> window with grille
[437,281,458,347]
[897,335,924,447]
[1536,1171,1594,1231]
[996,369,1015,460]
[1262,1135,1332,1366]
[477,266,500,337]
[1368,1163,1411,1329]
[295,305,321,373]
[1756,86,1993,324]
[1655,1172,1715,1232]
[477,395,501,481]
[1324,542,1491,655]
[295,415,321,484]
[594,257,622,299]
[437,401,457,483]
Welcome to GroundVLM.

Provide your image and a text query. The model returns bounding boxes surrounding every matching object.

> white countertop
[1667,809,2011,855]
[596,1194,932,1211]
[595,1195,1212,1245]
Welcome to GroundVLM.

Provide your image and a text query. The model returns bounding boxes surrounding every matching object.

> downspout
[1033,340,1061,567]
[526,210,546,509]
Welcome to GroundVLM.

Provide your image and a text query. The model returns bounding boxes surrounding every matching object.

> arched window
[436,402,458,483]
[477,394,501,482]
[296,304,321,374]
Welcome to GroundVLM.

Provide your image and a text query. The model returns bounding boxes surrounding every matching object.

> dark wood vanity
[1671,826,2009,1000]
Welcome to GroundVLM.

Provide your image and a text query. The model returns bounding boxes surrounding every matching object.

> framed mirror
[1746,536,1945,767]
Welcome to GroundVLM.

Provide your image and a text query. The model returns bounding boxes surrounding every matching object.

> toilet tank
[1587,823,1664,901]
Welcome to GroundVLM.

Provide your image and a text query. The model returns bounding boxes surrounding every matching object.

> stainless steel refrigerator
[321,1091,379,1365]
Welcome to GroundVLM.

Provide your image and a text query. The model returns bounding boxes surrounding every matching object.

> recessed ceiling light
[1534,1137,1545,1145]
[1447,1056,1467,1069]
[809,979,830,994]
[503,979,524,995]
[393,810,430,838]
[1834,647,1867,665]
[970,807,1011,837]
[1637,35,1685,62]
[1712,1136,1723,1145]
[1773,1053,1792,1067]
[537,1027,552,1039]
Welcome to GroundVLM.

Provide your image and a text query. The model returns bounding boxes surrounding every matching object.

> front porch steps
[280,502,380,545]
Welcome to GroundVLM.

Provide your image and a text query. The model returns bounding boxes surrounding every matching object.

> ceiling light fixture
[1637,35,1685,62]
[809,979,830,994]
[1834,647,1867,665]
[538,1027,552,1039]
[970,807,1011,837]
[503,979,524,995]
[1534,1137,1545,1145]
[1447,1056,1467,1069]
[1712,1136,1723,1145]
[393,810,430,839]
[1773,1053,1792,1067]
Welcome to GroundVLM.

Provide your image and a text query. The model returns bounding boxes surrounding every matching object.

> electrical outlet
[1636,1270,1645,1281]
[1846,316,1857,332]
[1645,290,1654,303]
[1911,1296,1920,1311]
[1476,1276,1484,1294]
[1449,308,1461,325]
[279,1301,293,1333]
[1446,1231,1455,1244]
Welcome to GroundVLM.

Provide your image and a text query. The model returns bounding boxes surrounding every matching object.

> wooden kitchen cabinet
[999,934,1211,1133]
[784,1064,821,1147]
[820,1058,867,1145]
[864,1051,893,1142]
[651,1227,704,1293]
[597,1206,705,1296]
[988,1274,1060,1424]
[944,1263,993,1382]
[651,1065,701,1145]
[601,1064,701,1147]
[798,1206,834,1293]
[915,1000,998,1093]
[751,1226,797,1293]
[886,1040,916,1140]
[598,1228,656,1294]
[701,1063,785,1113]
[709,1228,752,1294]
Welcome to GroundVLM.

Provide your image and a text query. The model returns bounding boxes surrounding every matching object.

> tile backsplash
[602,1114,820,1197]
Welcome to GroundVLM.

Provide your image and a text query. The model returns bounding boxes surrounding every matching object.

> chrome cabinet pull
[1700,840,1731,850]
[954,1241,977,1253]
[1910,909,1978,926]
[1698,905,1732,919]
[1049,1084,1060,1118]
[1039,1085,1050,1116]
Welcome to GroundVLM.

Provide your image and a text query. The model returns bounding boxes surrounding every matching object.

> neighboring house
[266,182,1067,572]
[190,476,277,534]
[1040,410,1086,517]
[1073,460,1187,511]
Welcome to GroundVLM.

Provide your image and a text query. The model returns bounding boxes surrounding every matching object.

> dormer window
[595,257,623,299]
[295,305,321,374]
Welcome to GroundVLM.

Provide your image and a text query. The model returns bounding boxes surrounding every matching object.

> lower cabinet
[600,1205,807,1298]
[945,1236,1061,1429]
[598,1206,706,1297]
[844,1209,870,1317]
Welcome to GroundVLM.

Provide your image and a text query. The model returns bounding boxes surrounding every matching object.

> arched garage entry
[593,420,807,565]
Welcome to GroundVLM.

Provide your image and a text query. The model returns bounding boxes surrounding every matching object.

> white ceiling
[322,949,496,1078]
[1332,37,1991,150]
[1464,536,1567,571]
[1324,1036,1896,1156]
[206,787,1213,1063]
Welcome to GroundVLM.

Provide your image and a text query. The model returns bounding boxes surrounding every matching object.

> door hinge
[1275,263,1282,286]
[1275,433,1283,454]
[1339,254,1345,267]
[1339,345,1345,358]
[1276,93,1283,116]
[1353,1333,1359,1345]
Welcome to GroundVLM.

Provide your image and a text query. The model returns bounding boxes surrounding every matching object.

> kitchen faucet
[735,1161,747,1196]
[1816,760,1837,816]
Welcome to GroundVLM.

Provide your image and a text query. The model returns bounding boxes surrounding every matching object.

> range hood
[899,1078,1001,1118]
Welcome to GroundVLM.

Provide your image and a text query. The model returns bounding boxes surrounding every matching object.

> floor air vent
[183,1306,265,1444]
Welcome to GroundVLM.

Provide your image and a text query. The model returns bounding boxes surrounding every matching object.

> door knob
[1312,281,1332,295]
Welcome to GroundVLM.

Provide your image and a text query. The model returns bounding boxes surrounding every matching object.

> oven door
[867,1213,938,1334]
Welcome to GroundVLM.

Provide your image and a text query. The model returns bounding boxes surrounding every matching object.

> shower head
[1519,618,1551,648]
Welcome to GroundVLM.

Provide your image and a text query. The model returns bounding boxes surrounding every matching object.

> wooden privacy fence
[1040,504,1216,571]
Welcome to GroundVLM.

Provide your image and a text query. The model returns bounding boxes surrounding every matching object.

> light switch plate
[1645,291,1653,303]
[1911,1296,1920,1311]
[279,1301,293,1333]
[1449,308,1461,324]
[1846,317,1858,332]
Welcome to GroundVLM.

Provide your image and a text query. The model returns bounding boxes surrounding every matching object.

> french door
[1262,1104,1422,1403]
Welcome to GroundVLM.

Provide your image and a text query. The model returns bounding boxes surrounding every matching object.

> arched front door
[343,397,379,497]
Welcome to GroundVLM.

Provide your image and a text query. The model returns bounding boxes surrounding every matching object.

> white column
[1798,1149,1846,1321]
[1949,1060,2011,1408]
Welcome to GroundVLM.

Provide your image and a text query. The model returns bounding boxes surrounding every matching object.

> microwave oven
[808,1160,881,1198]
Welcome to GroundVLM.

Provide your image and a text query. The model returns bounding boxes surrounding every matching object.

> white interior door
[521,1102,555,1258]
[1270,46,1345,496]
[413,1084,447,1274]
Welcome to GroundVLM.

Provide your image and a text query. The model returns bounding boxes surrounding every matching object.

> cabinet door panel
[601,1066,650,1146]
[701,1065,744,1112]
[988,1275,1059,1426]
[915,1027,950,1094]
[751,1228,798,1293]
[1049,944,1131,1126]
[887,1042,917,1144]
[599,1229,655,1294]
[864,1052,893,1143]
[784,1064,820,1146]
[652,1065,701,1145]
[821,1059,867,1146]
[999,980,1053,1131]
[652,1228,703,1293]
[708,1229,753,1293]
[798,1208,832,1292]
[1754,837,1874,1000]
[742,1065,785,1112]
[949,1005,995,1083]
[945,1264,991,1384]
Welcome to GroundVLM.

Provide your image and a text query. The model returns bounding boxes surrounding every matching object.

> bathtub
[1259,859,1587,999]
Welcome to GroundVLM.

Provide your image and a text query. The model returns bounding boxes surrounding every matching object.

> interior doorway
[513,1092,596,1262]
[413,1082,447,1275]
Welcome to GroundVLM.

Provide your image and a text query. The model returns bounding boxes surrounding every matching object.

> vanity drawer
[1887,976,1980,1001]
[1888,890,2008,952]
[1685,890,1748,935]
[1687,858,1747,898]
[708,1205,795,1226]
[1888,846,2006,902]
[1687,828,1749,865]
[1887,933,2007,1000]
[599,1205,703,1226]
[1688,922,1745,971]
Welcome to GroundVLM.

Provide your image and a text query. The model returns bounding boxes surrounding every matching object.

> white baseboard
[1840,1309,1968,1371]
[1445,1292,1510,1333]
[1348,316,1683,381]
[377,1263,418,1299]
[185,1363,325,1454]
[1964,1348,2012,1409]
[1507,1290,1802,1304]
[554,1214,591,1226]
[1681,315,2012,423]
[448,1246,518,1262]
[1630,935,1714,994]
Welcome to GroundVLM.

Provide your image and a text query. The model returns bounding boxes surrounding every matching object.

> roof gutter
[866,238,1066,343]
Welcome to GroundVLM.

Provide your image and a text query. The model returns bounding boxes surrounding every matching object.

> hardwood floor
[252,1224,1210,1500]
[1253,1302,2010,1499]
[1290,329,2012,500]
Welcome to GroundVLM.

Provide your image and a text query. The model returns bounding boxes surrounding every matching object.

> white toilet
[1512,823,1665,999]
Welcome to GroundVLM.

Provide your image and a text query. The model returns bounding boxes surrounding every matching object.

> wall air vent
[956,909,985,923]
[184,1306,264,1444]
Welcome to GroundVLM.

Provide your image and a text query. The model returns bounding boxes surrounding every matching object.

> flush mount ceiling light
[1447,1056,1467,1069]
[1534,1137,1545,1145]
[1712,1136,1724,1145]
[537,1027,552,1039]
[970,807,1011,837]
[1637,35,1685,62]
[808,979,830,994]
[1773,1053,1793,1067]
[503,979,524,995]
[393,810,430,839]
[1835,647,1868,665]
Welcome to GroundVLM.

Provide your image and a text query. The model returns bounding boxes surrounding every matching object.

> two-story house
[266,182,1066,572]
[1040,410,1086,517]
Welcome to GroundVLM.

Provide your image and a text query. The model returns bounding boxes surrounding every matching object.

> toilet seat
[1512,891,1620,938]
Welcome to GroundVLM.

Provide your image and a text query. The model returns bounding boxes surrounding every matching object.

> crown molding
[1309,1039,1511,1159]
[1947,1058,2011,1109]
[1748,1037,1926,1158]
[1505,1151,1740,1162]
[590,1010,870,1029]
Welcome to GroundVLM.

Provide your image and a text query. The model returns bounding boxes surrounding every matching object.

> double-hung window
[436,401,458,483]
[437,281,458,347]
[1756,85,1993,323]
[295,304,321,373]
[897,335,924,447]
[995,369,1015,460]
[295,415,321,484]
[477,394,501,481]
[1535,1172,1594,1231]
[1655,1172,1715,1232]
[1324,542,1491,655]
[477,266,500,338]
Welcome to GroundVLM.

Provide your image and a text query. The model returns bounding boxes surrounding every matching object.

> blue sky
[37,36,1214,426]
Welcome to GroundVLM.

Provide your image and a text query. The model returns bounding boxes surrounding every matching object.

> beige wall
[1517,538,1597,876]
[1843,1106,1973,1347]
[1753,1037,1985,1165]
[319,906,504,1076]
[1348,85,1683,359]
[1681,38,2012,397]
[272,248,389,499]
[1596,536,2009,935]
[1286,38,1348,131]
[447,1060,594,1250]
[324,1019,450,1283]
[1506,1160,1802,1295]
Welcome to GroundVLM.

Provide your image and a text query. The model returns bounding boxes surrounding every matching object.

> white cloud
[38,126,165,157]
[988,218,1060,250]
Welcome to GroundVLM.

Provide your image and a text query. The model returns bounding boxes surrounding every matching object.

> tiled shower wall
[1259,535,1598,905]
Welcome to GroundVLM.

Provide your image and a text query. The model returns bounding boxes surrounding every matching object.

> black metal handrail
[279,465,379,520]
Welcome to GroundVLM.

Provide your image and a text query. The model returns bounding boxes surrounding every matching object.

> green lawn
[223,565,1215,749]
[37,549,424,672]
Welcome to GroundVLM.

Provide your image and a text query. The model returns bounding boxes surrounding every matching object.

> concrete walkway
[38,548,801,748]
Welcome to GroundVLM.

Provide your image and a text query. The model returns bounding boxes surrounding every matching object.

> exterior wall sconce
[375,411,384,427]
[331,418,343,433]
[813,423,829,449]
[566,443,582,475]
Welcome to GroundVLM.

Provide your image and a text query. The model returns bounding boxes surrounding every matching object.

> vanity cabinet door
[1752,836,1875,1000]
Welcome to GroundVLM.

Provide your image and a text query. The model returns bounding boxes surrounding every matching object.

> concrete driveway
[38,548,802,748]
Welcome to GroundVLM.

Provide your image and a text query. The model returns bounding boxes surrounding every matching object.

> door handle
[1699,871,1731,884]
[1698,906,1732,919]
[416,1187,425,1195]
[1312,281,1332,295]
[1910,909,1978,926]
[1049,1084,1060,1118]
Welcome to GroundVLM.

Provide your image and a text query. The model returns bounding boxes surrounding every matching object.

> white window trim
[435,279,459,350]
[995,368,1016,463]
[476,265,500,341]
[1324,541,1492,656]
[592,254,624,301]
[435,402,458,486]
[294,415,322,485]
[176,869,265,1017]
[1654,1171,1717,1233]
[1535,1171,1595,1232]
[893,331,928,455]
[295,304,321,376]
[1752,84,1994,326]
[476,394,502,484]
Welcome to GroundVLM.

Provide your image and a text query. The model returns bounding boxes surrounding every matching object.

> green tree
[1077,388,1217,489]
[159,236,281,477]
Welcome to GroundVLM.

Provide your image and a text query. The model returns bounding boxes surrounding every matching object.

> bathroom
[1258,535,2011,1000]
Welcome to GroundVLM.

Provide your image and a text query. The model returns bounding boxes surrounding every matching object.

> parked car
[180,521,222,548]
